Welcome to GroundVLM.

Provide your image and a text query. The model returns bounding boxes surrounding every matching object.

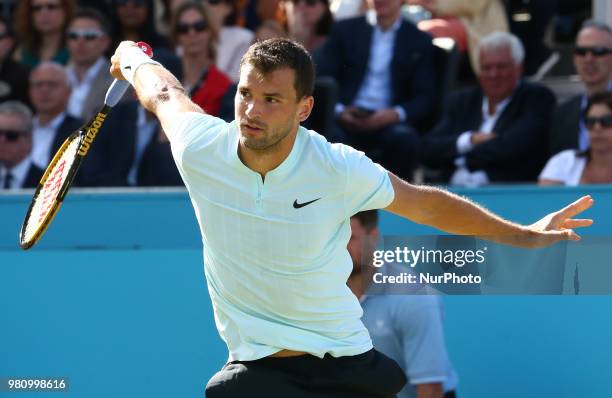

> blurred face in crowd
[117,0,149,29]
[585,103,612,155]
[478,45,522,104]
[205,0,234,27]
[235,64,311,151]
[0,114,32,168]
[285,0,327,30]
[0,21,13,60]
[367,0,402,26]
[176,8,212,57]
[67,17,110,67]
[29,63,71,117]
[347,217,378,275]
[32,0,66,34]
[574,27,612,90]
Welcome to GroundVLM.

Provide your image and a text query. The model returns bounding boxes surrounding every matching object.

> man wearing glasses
[0,101,43,190]
[65,8,114,121]
[549,20,612,157]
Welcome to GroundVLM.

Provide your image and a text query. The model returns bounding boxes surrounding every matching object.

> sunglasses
[67,29,104,41]
[585,114,612,129]
[176,20,208,35]
[574,46,612,57]
[116,0,147,6]
[32,3,61,12]
[0,130,26,142]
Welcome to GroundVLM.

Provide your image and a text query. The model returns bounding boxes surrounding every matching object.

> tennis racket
[19,42,153,250]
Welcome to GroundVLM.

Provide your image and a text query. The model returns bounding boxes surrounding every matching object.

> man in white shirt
[315,0,436,180]
[66,8,114,122]
[421,31,555,186]
[109,38,592,397]
[29,62,84,170]
[0,101,43,190]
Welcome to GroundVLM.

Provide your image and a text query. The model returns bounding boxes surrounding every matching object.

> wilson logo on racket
[78,112,108,156]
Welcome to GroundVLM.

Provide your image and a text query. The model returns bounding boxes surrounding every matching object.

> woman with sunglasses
[13,0,75,67]
[540,91,612,186]
[171,2,231,117]
[282,0,332,53]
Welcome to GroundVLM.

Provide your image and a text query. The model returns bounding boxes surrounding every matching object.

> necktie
[3,172,13,189]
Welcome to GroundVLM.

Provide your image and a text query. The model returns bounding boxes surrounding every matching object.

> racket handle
[104,41,154,107]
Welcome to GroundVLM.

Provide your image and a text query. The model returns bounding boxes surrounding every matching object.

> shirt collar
[66,57,106,86]
[2,155,32,187]
[366,9,403,33]
[230,123,306,179]
[33,112,66,130]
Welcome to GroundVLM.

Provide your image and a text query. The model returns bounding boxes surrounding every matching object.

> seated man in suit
[549,20,612,157]
[0,101,43,190]
[65,8,114,122]
[314,0,436,180]
[421,31,555,186]
[29,62,84,171]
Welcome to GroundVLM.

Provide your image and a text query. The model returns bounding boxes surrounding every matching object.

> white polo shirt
[168,112,395,361]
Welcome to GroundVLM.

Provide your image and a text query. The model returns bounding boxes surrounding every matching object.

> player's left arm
[384,172,594,248]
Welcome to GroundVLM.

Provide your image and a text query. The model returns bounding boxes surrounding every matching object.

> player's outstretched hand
[526,195,594,247]
[109,41,140,81]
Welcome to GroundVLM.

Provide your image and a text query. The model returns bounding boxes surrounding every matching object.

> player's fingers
[561,218,593,229]
[555,195,594,221]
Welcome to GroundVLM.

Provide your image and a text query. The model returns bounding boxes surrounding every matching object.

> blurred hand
[470,132,496,146]
[526,196,594,247]
[109,41,140,80]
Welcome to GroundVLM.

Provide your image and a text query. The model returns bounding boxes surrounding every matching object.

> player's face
[585,103,612,154]
[574,28,612,89]
[348,218,378,275]
[235,64,312,151]
[478,46,522,103]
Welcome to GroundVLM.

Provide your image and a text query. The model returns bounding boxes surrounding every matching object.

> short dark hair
[240,38,315,100]
[352,210,378,231]
[584,91,612,116]
[72,7,111,35]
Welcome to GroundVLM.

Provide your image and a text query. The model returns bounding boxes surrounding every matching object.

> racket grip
[104,79,131,107]
[104,41,154,107]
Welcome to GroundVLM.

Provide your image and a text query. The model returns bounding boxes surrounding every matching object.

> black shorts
[205,348,407,398]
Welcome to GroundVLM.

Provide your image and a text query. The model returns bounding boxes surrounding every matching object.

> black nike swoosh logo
[293,198,321,209]
[123,65,131,70]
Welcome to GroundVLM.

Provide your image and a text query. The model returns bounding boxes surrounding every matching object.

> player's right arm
[109,41,203,135]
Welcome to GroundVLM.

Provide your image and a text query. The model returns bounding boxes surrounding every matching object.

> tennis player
[110,38,593,397]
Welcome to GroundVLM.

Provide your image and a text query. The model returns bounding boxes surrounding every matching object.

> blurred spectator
[29,62,83,170]
[206,0,254,83]
[283,0,333,53]
[245,0,284,31]
[0,16,31,106]
[505,0,559,79]
[13,0,75,67]
[83,99,183,186]
[408,0,508,76]
[549,20,612,157]
[171,2,232,116]
[314,0,435,179]
[254,19,287,41]
[65,8,113,121]
[0,101,43,190]
[540,91,612,186]
[420,31,555,186]
[109,0,171,51]
[329,0,365,21]
[347,210,459,398]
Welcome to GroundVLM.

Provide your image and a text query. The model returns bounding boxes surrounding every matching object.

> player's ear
[297,95,314,123]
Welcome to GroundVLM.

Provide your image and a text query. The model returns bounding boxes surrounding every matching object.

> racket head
[19,132,85,249]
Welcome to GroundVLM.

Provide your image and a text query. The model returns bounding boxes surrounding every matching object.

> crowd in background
[0,0,611,191]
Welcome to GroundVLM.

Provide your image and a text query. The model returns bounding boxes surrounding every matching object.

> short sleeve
[340,144,395,217]
[394,296,450,385]
[166,112,227,160]
[539,150,577,184]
